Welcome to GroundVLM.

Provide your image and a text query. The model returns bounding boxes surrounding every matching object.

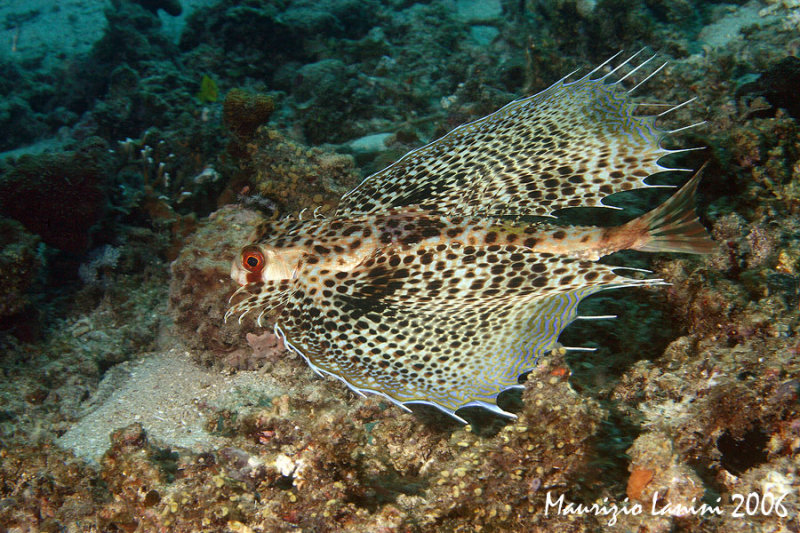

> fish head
[231,243,303,286]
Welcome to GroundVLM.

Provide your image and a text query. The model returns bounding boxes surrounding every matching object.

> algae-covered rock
[168,205,260,355]
[620,431,705,532]
[239,128,360,215]
[223,88,274,140]
[0,217,41,319]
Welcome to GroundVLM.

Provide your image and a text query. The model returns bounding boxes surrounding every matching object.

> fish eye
[241,246,266,273]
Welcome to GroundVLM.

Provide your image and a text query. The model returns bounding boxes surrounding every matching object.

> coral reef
[223,88,274,140]
[0,138,112,254]
[1,0,800,531]
[168,205,259,355]
[0,353,614,532]
[0,217,41,320]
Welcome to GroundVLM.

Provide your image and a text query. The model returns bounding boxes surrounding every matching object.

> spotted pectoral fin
[337,53,690,219]
[226,279,295,326]
[274,243,659,420]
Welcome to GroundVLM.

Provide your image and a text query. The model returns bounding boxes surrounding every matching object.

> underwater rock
[57,349,298,463]
[0,441,99,530]
[238,128,359,215]
[0,217,41,320]
[132,0,183,17]
[293,59,349,104]
[455,0,502,24]
[714,457,800,533]
[621,431,705,530]
[95,0,176,65]
[736,56,800,119]
[169,205,261,354]
[0,138,112,254]
[345,132,394,155]
[97,422,174,531]
[0,95,48,153]
[343,131,397,167]
[223,88,275,140]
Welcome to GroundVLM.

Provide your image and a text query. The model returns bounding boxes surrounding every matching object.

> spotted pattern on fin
[338,54,678,218]
[228,53,711,422]
[227,279,295,325]
[272,244,656,417]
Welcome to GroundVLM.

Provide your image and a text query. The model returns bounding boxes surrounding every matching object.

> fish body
[227,53,714,422]
[231,188,697,287]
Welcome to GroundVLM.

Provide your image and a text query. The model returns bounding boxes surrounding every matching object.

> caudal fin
[628,169,716,254]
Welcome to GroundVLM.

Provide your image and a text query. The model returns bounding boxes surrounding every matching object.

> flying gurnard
[227,53,714,423]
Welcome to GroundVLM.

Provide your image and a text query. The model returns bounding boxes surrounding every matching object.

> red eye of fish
[241,247,265,274]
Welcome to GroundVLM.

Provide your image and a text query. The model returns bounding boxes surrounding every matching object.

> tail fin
[627,169,716,254]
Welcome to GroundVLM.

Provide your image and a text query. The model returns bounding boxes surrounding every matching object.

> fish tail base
[628,169,716,255]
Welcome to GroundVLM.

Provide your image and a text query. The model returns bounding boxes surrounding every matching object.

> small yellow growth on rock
[776,249,796,274]
[227,520,255,533]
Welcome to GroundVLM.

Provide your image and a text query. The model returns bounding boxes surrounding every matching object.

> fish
[226,52,715,423]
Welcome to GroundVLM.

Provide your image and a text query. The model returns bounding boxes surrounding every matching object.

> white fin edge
[275,323,456,418]
[615,52,656,84]
[405,400,469,424]
[583,50,626,81]
[277,316,521,425]
[657,96,697,117]
[599,49,644,81]
[658,145,707,157]
[628,61,668,94]
[666,120,706,135]
[460,401,518,419]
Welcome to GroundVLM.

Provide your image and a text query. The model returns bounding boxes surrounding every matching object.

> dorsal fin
[336,53,690,219]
